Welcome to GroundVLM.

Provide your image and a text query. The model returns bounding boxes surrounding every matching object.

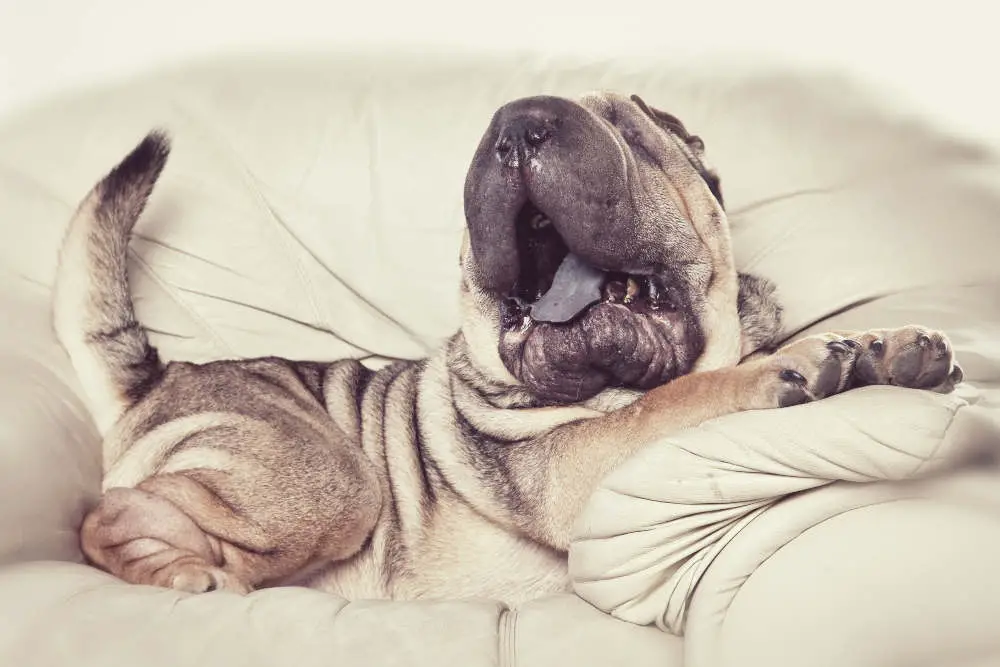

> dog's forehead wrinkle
[595,95,708,186]
[598,102,707,220]
[629,158,699,238]
[575,90,616,115]
[576,92,658,134]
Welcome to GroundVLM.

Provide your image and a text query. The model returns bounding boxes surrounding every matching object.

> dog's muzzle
[462,93,713,403]
[466,98,663,277]
[464,95,667,323]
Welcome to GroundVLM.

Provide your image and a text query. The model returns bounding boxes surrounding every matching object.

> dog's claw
[826,340,852,355]
[779,369,807,385]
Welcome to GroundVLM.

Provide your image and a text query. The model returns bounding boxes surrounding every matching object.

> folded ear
[630,94,695,141]
[630,94,724,208]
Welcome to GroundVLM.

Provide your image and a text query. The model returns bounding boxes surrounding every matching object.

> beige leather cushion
[2,52,1000,667]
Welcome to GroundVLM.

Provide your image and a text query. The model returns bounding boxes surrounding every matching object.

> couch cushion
[0,562,682,667]
[2,51,1000,667]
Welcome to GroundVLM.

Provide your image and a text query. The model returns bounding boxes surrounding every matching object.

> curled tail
[53,131,171,435]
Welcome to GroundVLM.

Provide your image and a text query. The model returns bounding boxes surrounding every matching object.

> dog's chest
[398,496,571,605]
[307,495,569,605]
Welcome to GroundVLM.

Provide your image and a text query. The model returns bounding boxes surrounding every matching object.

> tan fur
[54,95,962,605]
[577,92,742,373]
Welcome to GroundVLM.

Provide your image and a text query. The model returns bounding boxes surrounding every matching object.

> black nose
[494,113,556,167]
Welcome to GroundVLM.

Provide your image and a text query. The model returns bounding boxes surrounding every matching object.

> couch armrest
[704,491,1000,667]
[568,383,1000,635]
[0,284,101,566]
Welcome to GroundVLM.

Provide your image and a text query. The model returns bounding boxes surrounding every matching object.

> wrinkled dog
[54,92,963,604]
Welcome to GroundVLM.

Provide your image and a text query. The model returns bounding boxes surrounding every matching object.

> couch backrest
[1,52,997,367]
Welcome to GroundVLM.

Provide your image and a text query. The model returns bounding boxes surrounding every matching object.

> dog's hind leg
[83,452,382,594]
[80,484,253,593]
[146,470,380,591]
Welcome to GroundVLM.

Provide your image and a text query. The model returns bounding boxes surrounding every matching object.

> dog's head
[459,91,738,404]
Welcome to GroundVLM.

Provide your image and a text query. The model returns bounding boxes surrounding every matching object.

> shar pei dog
[53,92,962,605]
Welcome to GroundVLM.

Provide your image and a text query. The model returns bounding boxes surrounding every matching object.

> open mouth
[504,201,680,326]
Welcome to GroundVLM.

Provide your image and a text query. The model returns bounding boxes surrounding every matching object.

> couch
[1,51,1000,667]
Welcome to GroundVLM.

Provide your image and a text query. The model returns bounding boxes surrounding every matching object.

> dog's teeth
[604,280,626,304]
[624,278,639,304]
[645,277,660,302]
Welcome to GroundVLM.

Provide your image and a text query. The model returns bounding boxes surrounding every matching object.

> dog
[53,91,963,606]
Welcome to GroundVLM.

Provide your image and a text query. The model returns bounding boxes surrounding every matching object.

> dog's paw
[739,334,860,409]
[850,326,963,393]
[170,565,252,595]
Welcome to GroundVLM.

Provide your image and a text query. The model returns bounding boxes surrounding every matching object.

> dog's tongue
[530,253,606,323]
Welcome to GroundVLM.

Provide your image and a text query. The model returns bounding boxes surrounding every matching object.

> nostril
[495,113,556,163]
[494,133,520,167]
[495,136,512,157]
[526,126,550,146]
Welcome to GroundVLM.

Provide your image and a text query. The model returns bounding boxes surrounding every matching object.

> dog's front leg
[826,327,963,393]
[508,325,962,550]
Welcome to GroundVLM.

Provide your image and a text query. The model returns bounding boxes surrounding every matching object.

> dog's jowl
[53,92,963,604]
